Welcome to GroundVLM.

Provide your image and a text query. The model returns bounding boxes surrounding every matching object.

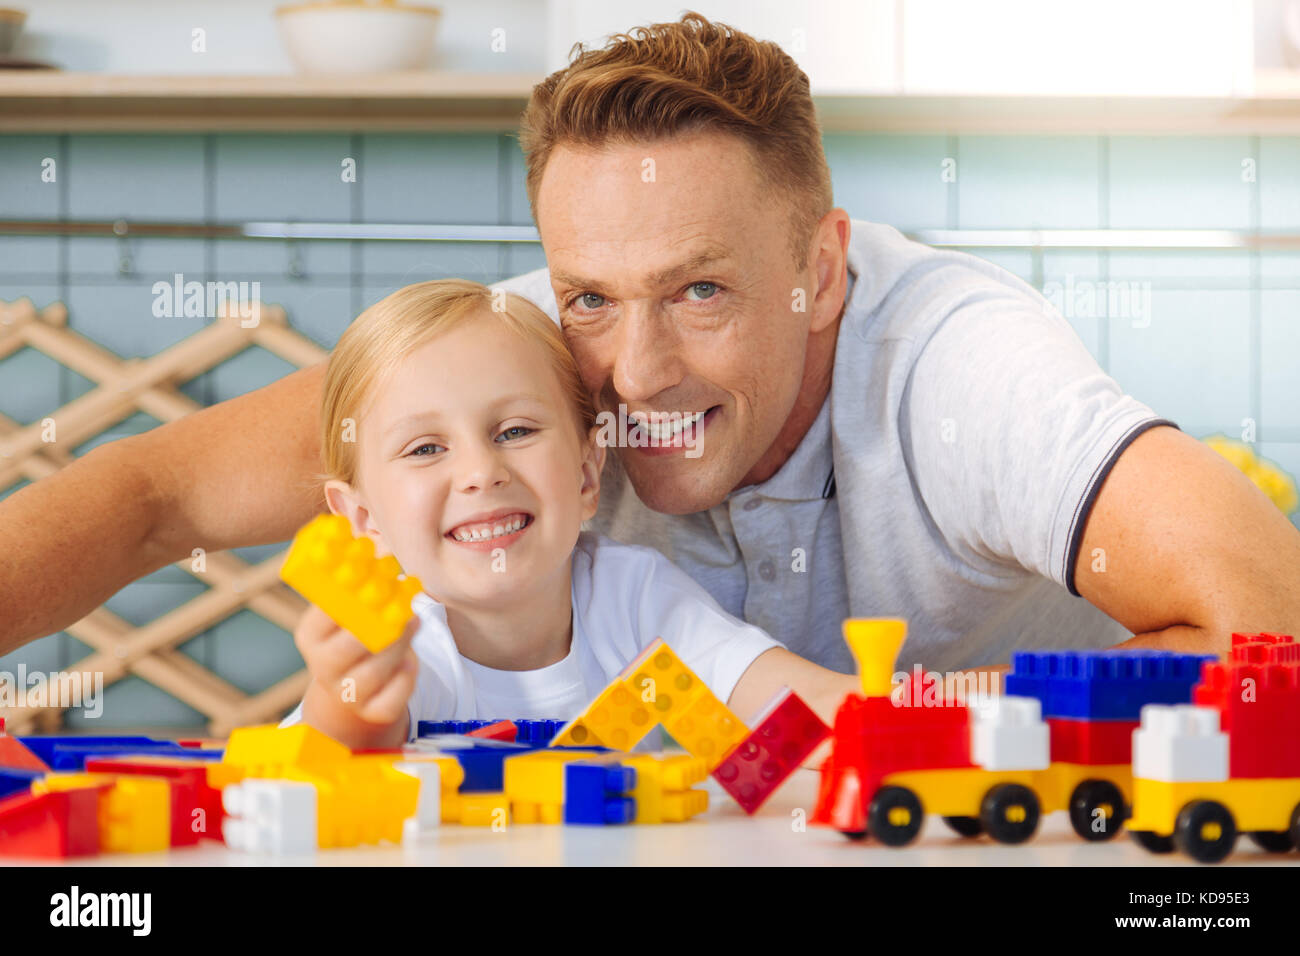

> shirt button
[743,497,762,512]
[758,559,776,582]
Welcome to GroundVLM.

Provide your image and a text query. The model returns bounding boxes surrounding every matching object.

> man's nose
[611,304,685,403]
[455,441,511,493]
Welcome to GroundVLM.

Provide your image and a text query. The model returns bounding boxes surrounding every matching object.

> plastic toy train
[813,620,1300,863]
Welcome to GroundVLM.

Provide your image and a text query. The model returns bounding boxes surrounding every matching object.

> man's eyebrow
[551,248,733,295]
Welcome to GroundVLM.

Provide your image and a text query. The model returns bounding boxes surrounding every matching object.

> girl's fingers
[358,652,419,724]
[326,631,416,709]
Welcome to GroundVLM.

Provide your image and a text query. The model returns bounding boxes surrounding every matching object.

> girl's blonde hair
[319,279,596,487]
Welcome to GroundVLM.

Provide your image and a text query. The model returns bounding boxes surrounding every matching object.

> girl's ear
[324,478,391,556]
[578,425,606,521]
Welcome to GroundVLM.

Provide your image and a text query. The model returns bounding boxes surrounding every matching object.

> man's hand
[0,362,328,654]
[1076,425,1300,654]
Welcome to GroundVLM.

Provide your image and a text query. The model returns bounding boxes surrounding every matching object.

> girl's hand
[293,604,420,725]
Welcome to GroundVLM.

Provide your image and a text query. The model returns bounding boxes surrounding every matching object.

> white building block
[222,779,318,854]
[393,761,441,842]
[1132,704,1229,783]
[970,694,1050,771]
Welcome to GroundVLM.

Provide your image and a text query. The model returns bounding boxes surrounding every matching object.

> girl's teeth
[451,515,527,542]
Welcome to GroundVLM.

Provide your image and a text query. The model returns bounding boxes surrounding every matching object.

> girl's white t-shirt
[280,532,782,740]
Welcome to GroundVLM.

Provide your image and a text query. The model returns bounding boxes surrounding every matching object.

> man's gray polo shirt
[492,220,1174,673]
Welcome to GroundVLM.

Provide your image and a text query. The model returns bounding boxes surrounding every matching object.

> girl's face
[328,310,603,610]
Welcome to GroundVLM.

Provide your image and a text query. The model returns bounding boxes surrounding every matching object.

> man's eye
[497,426,533,442]
[574,293,606,310]
[684,282,718,301]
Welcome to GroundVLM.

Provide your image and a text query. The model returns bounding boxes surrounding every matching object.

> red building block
[812,680,974,829]
[467,720,518,742]
[713,688,829,814]
[0,735,50,773]
[1228,632,1299,665]
[1047,717,1139,765]
[1195,650,1300,779]
[0,786,102,858]
[84,757,221,845]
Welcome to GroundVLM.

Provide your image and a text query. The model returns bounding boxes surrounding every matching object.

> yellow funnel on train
[842,618,907,697]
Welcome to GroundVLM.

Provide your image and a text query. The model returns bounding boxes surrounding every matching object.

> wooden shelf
[0,71,546,131]
[3,70,1300,133]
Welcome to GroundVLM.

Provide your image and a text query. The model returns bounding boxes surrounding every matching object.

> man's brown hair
[519,10,833,271]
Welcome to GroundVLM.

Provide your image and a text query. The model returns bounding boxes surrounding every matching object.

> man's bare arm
[0,362,328,654]
[1076,424,1300,654]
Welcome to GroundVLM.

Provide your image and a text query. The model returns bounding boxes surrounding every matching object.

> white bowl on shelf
[276,0,441,75]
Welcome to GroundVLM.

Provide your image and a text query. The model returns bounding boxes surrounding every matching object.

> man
[2,13,1298,696]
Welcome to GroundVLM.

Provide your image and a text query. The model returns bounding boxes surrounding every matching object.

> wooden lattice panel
[0,296,328,736]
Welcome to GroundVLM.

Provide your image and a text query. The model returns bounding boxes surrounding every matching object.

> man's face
[536,129,817,515]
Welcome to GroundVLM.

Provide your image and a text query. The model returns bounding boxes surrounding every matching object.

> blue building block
[513,720,566,747]
[434,740,539,792]
[563,762,636,825]
[416,718,566,747]
[1005,650,1215,720]
[416,720,496,737]
[17,736,218,771]
[0,767,43,800]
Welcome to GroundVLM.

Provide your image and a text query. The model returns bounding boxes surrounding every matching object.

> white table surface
[23,769,1300,867]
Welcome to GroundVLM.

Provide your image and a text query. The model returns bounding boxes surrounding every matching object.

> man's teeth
[629,410,706,440]
[450,515,528,542]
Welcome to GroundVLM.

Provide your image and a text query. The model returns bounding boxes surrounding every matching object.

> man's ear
[578,426,607,522]
[808,208,851,334]
[324,478,390,556]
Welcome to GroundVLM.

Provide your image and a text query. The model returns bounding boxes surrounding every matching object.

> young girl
[281,279,855,749]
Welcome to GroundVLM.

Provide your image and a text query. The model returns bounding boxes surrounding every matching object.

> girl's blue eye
[409,443,442,457]
[498,426,532,442]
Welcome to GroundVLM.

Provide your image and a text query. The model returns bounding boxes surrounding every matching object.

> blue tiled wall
[1,130,1297,729]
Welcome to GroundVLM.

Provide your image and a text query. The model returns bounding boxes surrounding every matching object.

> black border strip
[1064,418,1180,596]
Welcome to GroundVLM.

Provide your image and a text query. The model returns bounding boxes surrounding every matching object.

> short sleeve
[901,292,1177,595]
[596,539,783,704]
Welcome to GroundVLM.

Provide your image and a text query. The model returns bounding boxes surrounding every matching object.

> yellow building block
[213,731,441,848]
[34,773,170,853]
[503,750,601,824]
[459,791,510,827]
[222,723,352,774]
[354,752,465,794]
[274,764,415,848]
[441,792,461,823]
[279,513,424,653]
[577,681,657,750]
[623,753,709,823]
[664,695,748,771]
[551,716,602,747]
[1128,777,1300,836]
[842,619,907,697]
[622,639,711,724]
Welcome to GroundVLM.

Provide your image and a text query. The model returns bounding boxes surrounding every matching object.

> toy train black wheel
[1290,803,1300,851]
[1129,830,1175,853]
[1248,831,1294,853]
[1174,801,1237,863]
[867,786,924,847]
[943,815,983,838]
[1068,780,1127,841]
[841,829,868,841]
[980,784,1040,844]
